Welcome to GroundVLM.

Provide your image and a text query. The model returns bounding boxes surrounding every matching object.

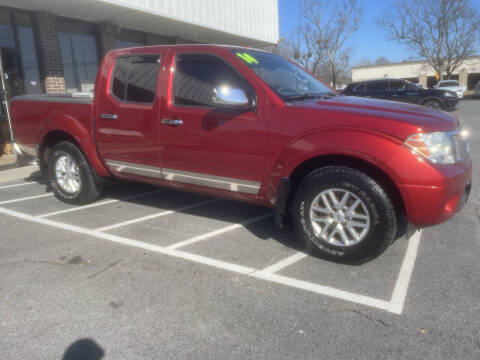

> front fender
[37,113,110,177]
[265,128,405,205]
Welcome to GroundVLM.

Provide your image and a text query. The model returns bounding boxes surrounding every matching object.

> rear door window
[111,55,160,103]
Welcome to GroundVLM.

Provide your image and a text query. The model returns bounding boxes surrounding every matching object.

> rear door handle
[161,118,183,126]
[100,113,118,120]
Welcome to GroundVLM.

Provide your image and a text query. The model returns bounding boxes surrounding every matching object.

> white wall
[1,0,279,45]
[352,57,480,82]
[100,0,279,44]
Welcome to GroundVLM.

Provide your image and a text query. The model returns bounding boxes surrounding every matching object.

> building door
[0,48,18,149]
[0,9,42,152]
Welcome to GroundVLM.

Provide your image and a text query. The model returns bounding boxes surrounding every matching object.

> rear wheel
[293,166,397,261]
[48,141,102,204]
[423,99,442,110]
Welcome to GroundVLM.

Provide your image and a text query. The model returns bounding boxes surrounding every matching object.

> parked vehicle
[342,78,458,110]
[474,81,480,98]
[9,45,472,261]
[435,80,466,99]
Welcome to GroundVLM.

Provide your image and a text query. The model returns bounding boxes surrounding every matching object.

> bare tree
[375,56,390,65]
[378,0,480,80]
[292,0,363,87]
[354,58,373,67]
[261,39,297,61]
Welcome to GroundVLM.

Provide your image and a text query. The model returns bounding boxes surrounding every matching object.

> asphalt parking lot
[1,100,479,359]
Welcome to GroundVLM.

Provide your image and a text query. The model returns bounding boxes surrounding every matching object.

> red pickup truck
[10,45,472,260]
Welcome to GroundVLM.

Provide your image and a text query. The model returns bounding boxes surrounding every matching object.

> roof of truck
[108,43,271,54]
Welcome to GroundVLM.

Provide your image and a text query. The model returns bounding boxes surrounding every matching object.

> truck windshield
[438,81,459,87]
[232,49,334,101]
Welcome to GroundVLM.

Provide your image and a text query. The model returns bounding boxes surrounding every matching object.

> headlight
[443,92,455,97]
[405,132,455,164]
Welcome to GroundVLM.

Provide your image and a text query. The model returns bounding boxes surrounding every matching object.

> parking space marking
[0,205,421,314]
[38,190,168,218]
[252,271,393,312]
[259,252,309,274]
[165,212,274,250]
[95,198,221,231]
[0,180,47,189]
[0,193,53,205]
[388,230,422,314]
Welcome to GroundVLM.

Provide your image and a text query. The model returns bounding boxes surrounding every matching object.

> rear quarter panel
[12,99,110,177]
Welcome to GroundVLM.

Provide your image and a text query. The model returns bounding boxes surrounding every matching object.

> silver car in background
[435,80,466,99]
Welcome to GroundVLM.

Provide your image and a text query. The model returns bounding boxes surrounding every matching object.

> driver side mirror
[212,86,249,108]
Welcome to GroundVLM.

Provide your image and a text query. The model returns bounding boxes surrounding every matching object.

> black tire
[423,99,443,110]
[48,141,102,204]
[293,166,397,261]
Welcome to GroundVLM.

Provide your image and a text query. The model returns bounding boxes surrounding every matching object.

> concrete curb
[0,165,41,184]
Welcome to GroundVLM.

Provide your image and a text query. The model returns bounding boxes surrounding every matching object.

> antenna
[295,0,303,93]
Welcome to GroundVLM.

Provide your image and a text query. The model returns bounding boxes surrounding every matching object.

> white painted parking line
[0,193,53,205]
[252,271,392,312]
[0,180,47,189]
[259,252,309,274]
[95,198,221,232]
[166,212,274,250]
[0,205,422,314]
[388,231,422,314]
[38,189,167,218]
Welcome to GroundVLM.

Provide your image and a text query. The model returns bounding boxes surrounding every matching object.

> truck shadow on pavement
[25,176,407,266]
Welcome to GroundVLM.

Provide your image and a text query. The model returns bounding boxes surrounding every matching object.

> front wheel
[423,99,442,110]
[293,166,397,261]
[48,141,102,204]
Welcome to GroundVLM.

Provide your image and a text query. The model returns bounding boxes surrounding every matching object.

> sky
[278,0,480,66]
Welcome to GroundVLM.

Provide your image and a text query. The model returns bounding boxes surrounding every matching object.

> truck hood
[438,86,465,92]
[292,95,458,138]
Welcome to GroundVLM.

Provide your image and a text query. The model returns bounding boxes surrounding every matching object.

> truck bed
[11,93,95,159]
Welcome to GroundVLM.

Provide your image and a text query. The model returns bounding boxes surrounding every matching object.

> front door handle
[101,113,118,120]
[161,118,183,126]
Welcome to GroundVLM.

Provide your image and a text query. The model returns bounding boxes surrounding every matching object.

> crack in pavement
[333,308,390,327]
[87,259,122,279]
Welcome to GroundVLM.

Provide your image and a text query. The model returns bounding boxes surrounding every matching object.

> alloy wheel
[309,188,370,247]
[55,154,81,194]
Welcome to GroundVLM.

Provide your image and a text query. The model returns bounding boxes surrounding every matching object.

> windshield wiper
[284,92,335,102]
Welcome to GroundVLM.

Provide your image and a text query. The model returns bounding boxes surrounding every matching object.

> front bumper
[443,98,459,111]
[399,167,472,227]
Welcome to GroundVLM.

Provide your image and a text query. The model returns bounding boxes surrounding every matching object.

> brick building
[0,0,279,154]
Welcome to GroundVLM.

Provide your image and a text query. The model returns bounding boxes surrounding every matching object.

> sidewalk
[0,153,16,169]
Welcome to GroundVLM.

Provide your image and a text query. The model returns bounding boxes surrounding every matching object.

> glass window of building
[0,9,42,102]
[15,13,41,94]
[58,19,99,93]
[0,9,15,122]
[116,29,145,49]
[0,10,15,48]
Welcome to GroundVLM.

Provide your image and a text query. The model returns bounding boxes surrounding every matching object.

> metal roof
[1,0,279,46]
